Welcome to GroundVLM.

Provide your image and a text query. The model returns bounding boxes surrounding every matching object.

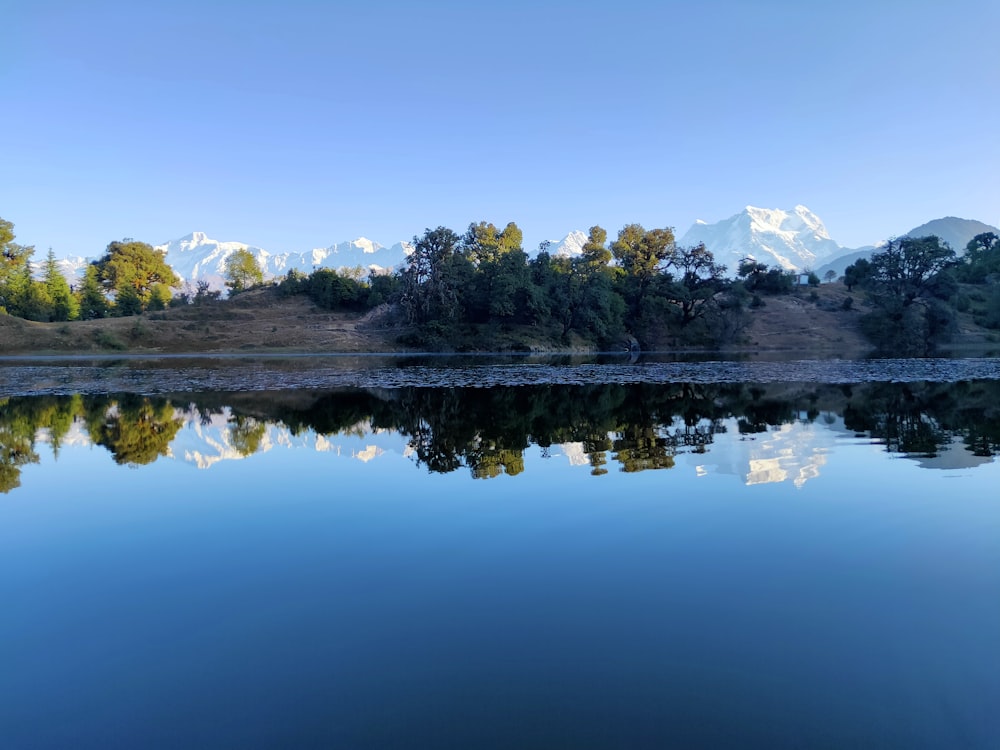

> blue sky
[3,0,998,257]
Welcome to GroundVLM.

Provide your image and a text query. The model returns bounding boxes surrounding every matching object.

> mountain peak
[680,205,843,272]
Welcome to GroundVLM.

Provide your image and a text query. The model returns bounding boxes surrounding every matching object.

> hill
[2,283,996,358]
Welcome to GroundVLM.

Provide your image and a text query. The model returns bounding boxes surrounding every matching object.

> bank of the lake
[0,284,867,356]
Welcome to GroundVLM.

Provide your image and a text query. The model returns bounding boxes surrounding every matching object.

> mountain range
[51,209,999,289]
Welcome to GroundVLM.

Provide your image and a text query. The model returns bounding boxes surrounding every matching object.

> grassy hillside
[1,283,997,357]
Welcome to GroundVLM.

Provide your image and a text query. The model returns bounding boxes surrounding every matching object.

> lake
[1,356,999,748]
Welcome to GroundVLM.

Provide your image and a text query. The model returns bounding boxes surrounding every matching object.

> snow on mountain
[153,233,414,291]
[155,232,273,291]
[266,237,413,277]
[904,217,999,254]
[679,205,846,273]
[547,230,588,258]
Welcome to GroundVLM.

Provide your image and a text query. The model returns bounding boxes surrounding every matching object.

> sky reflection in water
[1,381,999,749]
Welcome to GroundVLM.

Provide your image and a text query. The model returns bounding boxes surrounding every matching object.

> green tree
[663,243,727,326]
[147,282,172,311]
[611,224,676,341]
[224,248,264,294]
[580,226,612,269]
[77,264,109,319]
[860,235,958,353]
[843,257,872,292]
[867,235,956,305]
[43,249,79,321]
[0,217,35,314]
[462,221,523,266]
[400,226,467,324]
[8,264,53,321]
[95,239,180,314]
[956,232,1000,283]
[114,281,143,316]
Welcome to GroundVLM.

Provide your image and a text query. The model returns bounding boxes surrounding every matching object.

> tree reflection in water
[2,380,1000,492]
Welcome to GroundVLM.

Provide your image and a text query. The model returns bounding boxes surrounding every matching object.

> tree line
[276,221,743,349]
[5,380,1000,492]
[0,217,264,322]
[6,210,1000,353]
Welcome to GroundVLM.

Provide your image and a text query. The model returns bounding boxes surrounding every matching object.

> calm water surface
[1,360,999,748]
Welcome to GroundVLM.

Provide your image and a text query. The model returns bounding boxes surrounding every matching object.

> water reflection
[4,380,1000,493]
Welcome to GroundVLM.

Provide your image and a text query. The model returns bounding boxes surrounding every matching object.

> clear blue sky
[3,0,998,257]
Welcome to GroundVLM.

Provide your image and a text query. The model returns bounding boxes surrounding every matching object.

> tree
[867,236,956,306]
[859,236,958,353]
[224,248,264,294]
[400,226,467,324]
[43,249,78,321]
[77,264,109,319]
[95,239,180,314]
[0,217,34,314]
[580,226,612,269]
[823,269,837,284]
[663,243,727,326]
[611,224,676,336]
[8,264,53,321]
[462,221,523,266]
[956,232,1000,283]
[843,258,871,292]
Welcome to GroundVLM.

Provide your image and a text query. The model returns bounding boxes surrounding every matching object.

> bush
[94,329,127,350]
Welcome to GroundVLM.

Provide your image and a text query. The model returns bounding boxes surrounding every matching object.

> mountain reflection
[2,381,1000,492]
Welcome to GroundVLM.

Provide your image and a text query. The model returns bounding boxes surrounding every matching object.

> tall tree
[224,248,264,294]
[401,226,467,324]
[663,243,727,325]
[611,224,676,338]
[43,249,79,321]
[956,232,1000,283]
[860,235,958,353]
[77,264,109,319]
[95,239,180,314]
[0,217,34,313]
[867,235,956,305]
[580,225,612,269]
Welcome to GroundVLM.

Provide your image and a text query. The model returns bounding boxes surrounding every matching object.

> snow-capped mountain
[679,205,847,273]
[547,230,588,258]
[265,237,413,277]
[155,232,274,290]
[153,233,414,291]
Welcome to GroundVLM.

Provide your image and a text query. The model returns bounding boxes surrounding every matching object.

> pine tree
[44,249,79,321]
[77,265,109,319]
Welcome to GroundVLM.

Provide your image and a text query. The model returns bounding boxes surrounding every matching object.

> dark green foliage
[661,243,728,327]
[858,236,958,354]
[956,232,1000,283]
[77,265,109,319]
[739,260,796,294]
[980,286,1000,329]
[44,249,78,321]
[277,269,309,297]
[401,226,466,326]
[366,272,400,307]
[307,269,364,310]
[843,258,872,292]
[114,282,144,317]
